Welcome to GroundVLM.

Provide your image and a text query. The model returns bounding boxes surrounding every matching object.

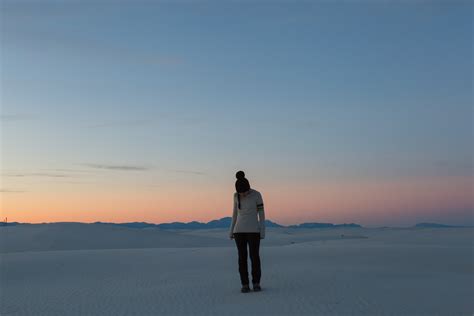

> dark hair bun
[236,170,245,179]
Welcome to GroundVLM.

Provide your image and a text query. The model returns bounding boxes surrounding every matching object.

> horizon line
[2,218,473,229]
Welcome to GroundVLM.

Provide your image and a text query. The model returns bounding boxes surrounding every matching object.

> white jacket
[229,188,265,238]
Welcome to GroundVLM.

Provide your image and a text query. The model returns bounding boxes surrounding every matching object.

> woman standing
[229,170,265,293]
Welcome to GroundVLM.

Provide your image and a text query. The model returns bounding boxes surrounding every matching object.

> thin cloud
[4,10,185,69]
[0,189,26,193]
[1,172,72,178]
[46,168,96,173]
[32,173,71,177]
[81,163,150,171]
[49,181,91,185]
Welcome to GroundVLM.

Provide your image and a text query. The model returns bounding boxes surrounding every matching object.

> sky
[0,0,472,227]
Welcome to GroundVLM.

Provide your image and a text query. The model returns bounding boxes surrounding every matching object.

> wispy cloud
[0,189,26,193]
[32,173,71,177]
[2,172,72,178]
[49,181,91,185]
[46,168,96,173]
[81,163,150,171]
[3,7,185,69]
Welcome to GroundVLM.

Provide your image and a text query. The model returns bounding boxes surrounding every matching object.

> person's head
[235,170,251,202]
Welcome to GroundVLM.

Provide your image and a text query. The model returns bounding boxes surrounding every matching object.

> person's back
[231,188,265,236]
[229,171,265,293]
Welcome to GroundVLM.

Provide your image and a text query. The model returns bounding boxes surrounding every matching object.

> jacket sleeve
[257,192,265,239]
[229,193,238,237]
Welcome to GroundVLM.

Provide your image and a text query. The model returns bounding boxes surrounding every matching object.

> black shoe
[252,283,261,292]
[241,284,250,293]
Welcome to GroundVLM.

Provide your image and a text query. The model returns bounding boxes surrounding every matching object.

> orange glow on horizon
[1,175,472,226]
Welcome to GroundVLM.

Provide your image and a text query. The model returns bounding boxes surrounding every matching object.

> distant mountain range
[287,223,361,228]
[0,221,21,227]
[1,217,354,229]
[1,219,472,229]
[93,217,285,229]
[413,222,472,228]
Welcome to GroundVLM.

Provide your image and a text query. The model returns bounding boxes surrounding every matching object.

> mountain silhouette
[414,222,471,228]
[5,220,471,229]
[93,217,284,229]
[287,222,361,228]
[1,218,365,229]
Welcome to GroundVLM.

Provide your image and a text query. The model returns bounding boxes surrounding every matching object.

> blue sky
[1,1,472,225]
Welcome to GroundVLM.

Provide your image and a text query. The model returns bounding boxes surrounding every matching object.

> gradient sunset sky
[1,0,472,227]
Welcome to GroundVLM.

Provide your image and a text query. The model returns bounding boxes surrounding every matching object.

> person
[229,170,265,293]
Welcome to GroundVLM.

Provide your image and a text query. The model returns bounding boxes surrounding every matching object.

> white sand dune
[1,225,473,315]
[0,223,230,253]
[0,224,368,253]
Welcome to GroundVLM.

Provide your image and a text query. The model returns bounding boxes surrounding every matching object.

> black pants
[234,232,261,285]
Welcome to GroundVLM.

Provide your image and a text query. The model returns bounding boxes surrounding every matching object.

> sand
[1,225,473,315]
